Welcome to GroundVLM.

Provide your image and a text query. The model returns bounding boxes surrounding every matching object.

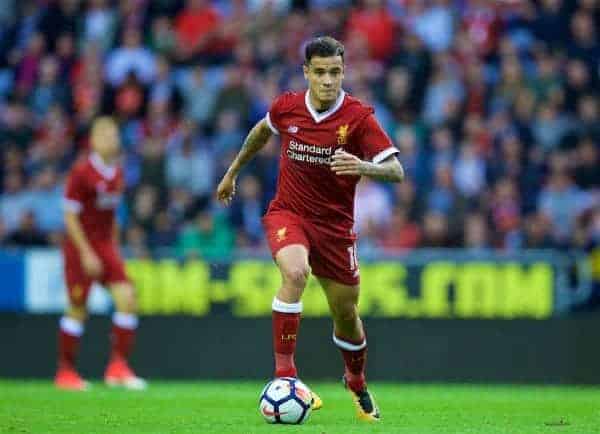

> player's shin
[333,333,367,392]
[58,316,84,370]
[272,297,302,378]
[109,312,138,362]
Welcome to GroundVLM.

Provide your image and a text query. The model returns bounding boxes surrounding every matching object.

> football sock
[58,316,84,371]
[272,297,302,378]
[333,333,367,392]
[110,312,138,361]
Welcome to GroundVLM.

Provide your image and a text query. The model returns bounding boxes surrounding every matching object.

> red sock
[110,313,138,361]
[334,334,367,392]
[272,298,302,378]
[58,317,83,371]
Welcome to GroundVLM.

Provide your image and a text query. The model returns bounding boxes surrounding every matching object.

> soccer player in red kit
[217,36,404,421]
[55,117,146,391]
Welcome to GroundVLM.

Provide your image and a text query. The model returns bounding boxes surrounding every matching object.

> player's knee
[282,265,310,290]
[113,283,137,313]
[124,286,138,313]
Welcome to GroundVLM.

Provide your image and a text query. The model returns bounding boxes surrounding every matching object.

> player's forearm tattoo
[228,121,272,176]
[361,158,405,182]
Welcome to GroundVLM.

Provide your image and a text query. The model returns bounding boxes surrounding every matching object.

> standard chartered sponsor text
[287,140,334,165]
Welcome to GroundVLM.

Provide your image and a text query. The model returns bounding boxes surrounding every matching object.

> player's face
[303,55,344,108]
[92,123,121,161]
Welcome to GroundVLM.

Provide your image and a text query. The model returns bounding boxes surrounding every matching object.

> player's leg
[272,244,310,378]
[273,244,323,410]
[104,281,146,389]
[318,276,380,421]
[56,304,90,391]
[317,276,366,388]
[56,244,93,390]
[263,212,312,379]
[308,225,379,421]
[263,212,323,409]
[102,244,146,389]
[108,281,138,365]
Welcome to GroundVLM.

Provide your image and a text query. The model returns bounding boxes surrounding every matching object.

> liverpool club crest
[336,124,349,145]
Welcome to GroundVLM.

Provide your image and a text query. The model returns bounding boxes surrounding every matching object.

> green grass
[1,380,599,434]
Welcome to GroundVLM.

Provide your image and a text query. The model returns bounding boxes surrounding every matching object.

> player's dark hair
[304,36,345,65]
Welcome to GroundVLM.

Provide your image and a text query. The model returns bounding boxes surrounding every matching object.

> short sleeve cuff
[63,198,82,213]
[265,112,279,135]
[372,147,399,164]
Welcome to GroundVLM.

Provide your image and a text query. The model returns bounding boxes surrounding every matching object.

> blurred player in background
[55,117,146,391]
[217,36,404,421]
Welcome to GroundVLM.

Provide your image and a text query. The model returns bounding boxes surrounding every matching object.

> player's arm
[224,118,273,177]
[64,211,94,254]
[64,211,103,277]
[217,118,273,205]
[331,150,404,183]
[64,168,102,278]
[358,153,404,182]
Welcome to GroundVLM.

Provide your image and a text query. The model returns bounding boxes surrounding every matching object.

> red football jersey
[63,153,124,242]
[265,90,398,229]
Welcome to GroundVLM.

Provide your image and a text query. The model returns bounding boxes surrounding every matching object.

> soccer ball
[259,377,313,424]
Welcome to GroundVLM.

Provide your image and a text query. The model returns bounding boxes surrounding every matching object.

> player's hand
[330,149,366,176]
[216,173,237,206]
[81,248,103,278]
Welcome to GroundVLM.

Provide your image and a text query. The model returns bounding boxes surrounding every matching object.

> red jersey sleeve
[354,114,398,163]
[63,166,88,213]
[265,92,296,136]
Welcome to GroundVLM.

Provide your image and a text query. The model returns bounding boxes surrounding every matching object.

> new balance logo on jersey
[287,125,299,133]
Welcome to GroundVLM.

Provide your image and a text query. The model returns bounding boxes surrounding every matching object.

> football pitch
[1,380,598,434]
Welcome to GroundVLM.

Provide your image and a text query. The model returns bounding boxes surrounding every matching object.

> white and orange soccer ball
[259,377,313,424]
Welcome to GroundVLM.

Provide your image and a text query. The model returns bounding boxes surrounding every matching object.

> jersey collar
[305,89,345,124]
[90,152,117,180]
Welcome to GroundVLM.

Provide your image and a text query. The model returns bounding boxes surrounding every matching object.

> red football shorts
[263,210,360,286]
[62,239,129,307]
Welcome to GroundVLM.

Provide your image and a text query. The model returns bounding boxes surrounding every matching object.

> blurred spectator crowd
[0,0,598,260]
